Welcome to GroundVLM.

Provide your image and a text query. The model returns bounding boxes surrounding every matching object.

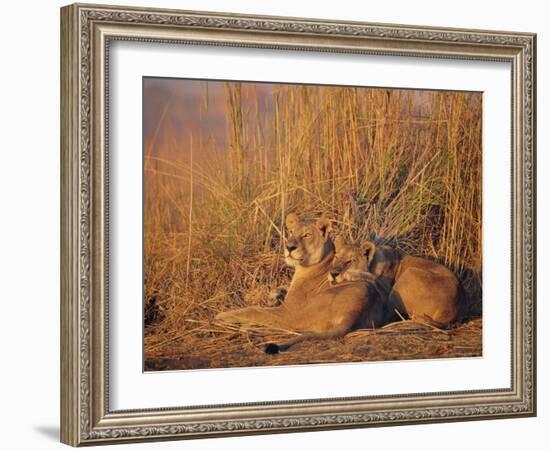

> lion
[328,235,463,328]
[215,213,392,353]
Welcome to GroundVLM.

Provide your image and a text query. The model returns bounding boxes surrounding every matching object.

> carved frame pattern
[60,3,536,446]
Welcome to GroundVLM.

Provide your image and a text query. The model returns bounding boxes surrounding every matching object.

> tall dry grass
[143,81,482,357]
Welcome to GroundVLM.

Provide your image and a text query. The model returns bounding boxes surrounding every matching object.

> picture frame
[60,2,536,446]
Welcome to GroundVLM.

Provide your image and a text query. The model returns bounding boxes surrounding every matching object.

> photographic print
[143,77,483,371]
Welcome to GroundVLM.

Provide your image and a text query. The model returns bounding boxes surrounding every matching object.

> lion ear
[315,215,333,239]
[360,241,377,266]
[333,234,344,249]
[285,213,299,230]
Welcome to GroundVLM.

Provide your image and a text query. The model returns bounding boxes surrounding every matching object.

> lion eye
[303,233,312,238]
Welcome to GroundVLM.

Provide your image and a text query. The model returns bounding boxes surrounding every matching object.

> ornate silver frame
[60,3,536,446]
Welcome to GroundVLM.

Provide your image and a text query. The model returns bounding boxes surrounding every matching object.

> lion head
[328,235,376,284]
[284,213,334,267]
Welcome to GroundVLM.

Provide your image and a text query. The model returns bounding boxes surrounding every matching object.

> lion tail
[264,323,351,354]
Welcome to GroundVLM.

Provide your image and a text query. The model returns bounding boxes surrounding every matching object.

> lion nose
[286,244,297,253]
[330,271,339,279]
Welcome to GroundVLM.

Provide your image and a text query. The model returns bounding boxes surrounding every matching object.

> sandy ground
[144,318,482,371]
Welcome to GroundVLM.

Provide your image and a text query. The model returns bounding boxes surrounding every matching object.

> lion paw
[268,285,288,306]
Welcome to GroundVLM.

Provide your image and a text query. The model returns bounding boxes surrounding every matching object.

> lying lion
[328,235,463,328]
[215,213,394,353]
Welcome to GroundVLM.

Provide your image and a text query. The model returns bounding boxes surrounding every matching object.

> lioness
[215,213,391,353]
[328,236,462,328]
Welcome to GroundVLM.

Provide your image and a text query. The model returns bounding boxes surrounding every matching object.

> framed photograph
[60,3,536,446]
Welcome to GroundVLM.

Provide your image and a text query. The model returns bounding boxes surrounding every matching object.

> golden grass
[145,319,483,371]
[143,81,482,368]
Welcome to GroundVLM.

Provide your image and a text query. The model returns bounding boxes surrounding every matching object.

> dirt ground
[144,318,482,372]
